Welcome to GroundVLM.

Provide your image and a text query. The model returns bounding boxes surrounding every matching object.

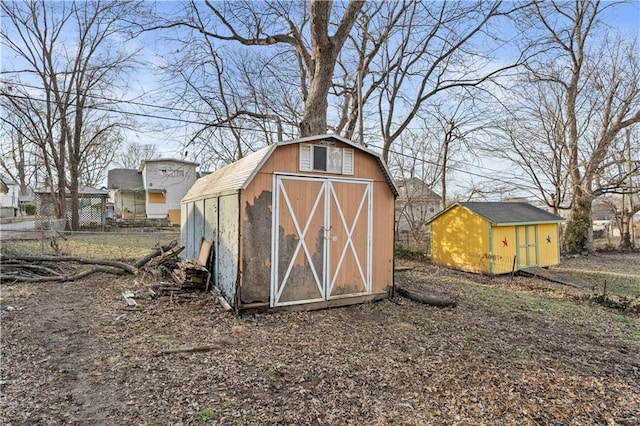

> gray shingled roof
[182,134,399,203]
[458,202,564,224]
[107,169,143,190]
[182,145,272,202]
[34,185,108,196]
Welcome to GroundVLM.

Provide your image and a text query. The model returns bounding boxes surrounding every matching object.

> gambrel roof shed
[426,202,564,275]
[181,134,397,312]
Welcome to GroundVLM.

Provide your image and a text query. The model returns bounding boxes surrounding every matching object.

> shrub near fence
[395,231,431,261]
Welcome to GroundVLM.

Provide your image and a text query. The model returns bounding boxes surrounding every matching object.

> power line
[1,80,199,116]
[365,141,544,194]
[0,89,546,193]
[1,91,220,127]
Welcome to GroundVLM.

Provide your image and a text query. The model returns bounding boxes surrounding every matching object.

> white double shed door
[271,174,373,307]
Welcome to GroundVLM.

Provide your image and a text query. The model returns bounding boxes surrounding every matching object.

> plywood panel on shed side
[537,223,560,267]
[490,225,517,274]
[217,194,239,304]
[240,171,274,304]
[180,202,188,256]
[372,180,395,293]
[203,197,218,246]
[193,199,205,258]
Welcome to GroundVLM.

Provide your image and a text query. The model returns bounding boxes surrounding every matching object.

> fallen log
[0,254,137,275]
[396,285,457,308]
[2,266,127,283]
[158,345,219,355]
[134,240,178,268]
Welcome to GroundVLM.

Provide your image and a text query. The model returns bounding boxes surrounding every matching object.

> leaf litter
[1,253,638,425]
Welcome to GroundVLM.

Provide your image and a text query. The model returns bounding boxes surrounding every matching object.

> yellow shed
[426,202,564,275]
[181,135,398,312]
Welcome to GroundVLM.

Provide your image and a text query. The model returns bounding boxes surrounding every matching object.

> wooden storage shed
[181,135,398,311]
[426,202,564,274]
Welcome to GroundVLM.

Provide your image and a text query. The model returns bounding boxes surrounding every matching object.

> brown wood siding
[372,181,395,292]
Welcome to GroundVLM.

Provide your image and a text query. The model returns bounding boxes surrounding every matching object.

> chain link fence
[1,221,180,261]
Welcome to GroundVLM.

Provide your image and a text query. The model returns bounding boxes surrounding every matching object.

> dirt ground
[1,252,639,425]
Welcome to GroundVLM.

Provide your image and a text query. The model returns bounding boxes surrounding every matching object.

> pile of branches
[1,240,180,284]
[134,240,184,277]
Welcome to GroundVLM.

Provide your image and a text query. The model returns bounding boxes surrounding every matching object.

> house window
[148,192,166,204]
[159,167,184,177]
[300,144,354,175]
[313,146,328,171]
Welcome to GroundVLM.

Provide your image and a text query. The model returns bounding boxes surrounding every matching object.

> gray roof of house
[34,185,109,196]
[458,202,564,225]
[395,177,442,200]
[139,158,199,171]
[107,169,143,190]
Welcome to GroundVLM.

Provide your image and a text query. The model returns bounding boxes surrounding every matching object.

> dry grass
[1,231,181,261]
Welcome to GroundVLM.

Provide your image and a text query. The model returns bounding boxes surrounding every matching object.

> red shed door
[271,175,372,307]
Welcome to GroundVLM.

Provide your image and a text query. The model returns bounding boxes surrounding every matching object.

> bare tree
[150,0,364,140]
[1,0,143,229]
[333,1,412,141]
[515,1,640,253]
[492,82,573,215]
[366,1,527,162]
[0,85,39,195]
[115,142,160,169]
[150,2,299,165]
[78,122,123,187]
[389,132,442,244]
[598,128,640,250]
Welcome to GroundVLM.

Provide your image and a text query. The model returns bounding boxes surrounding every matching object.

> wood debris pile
[149,240,214,300]
[138,242,185,279]
[0,237,228,308]
[146,281,207,301]
[0,239,213,298]
[171,260,210,290]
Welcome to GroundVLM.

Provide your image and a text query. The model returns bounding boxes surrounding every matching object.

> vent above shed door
[342,149,354,175]
[299,144,312,171]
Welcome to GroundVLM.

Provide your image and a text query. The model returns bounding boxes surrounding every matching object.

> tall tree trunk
[619,212,632,250]
[563,186,593,254]
[299,60,333,136]
[298,0,364,137]
[69,173,80,231]
[54,162,67,225]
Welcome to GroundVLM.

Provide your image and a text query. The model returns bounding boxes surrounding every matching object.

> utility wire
[0,89,545,193]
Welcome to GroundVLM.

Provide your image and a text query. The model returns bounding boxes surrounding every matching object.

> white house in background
[394,177,442,233]
[139,159,199,221]
[0,175,20,218]
[107,168,146,218]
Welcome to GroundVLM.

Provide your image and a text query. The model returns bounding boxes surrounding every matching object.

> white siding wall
[0,183,20,218]
[142,161,198,218]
